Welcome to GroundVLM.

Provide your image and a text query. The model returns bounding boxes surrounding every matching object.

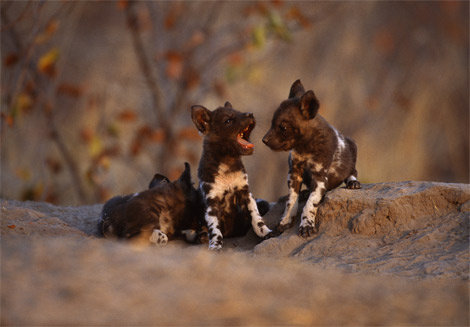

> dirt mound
[1,181,469,325]
[255,181,469,279]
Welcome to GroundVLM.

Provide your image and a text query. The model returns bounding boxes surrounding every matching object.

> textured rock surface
[255,181,470,279]
[1,181,469,325]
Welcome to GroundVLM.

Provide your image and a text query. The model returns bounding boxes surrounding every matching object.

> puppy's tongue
[237,135,254,149]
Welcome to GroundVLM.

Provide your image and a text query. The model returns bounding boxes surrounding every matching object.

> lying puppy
[263,80,361,238]
[97,162,206,245]
[191,101,274,250]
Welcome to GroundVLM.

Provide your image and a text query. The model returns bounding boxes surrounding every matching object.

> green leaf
[267,11,292,42]
[252,25,267,48]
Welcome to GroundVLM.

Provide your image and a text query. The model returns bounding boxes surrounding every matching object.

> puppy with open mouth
[191,101,274,250]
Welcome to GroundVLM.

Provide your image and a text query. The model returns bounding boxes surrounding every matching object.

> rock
[1,181,469,325]
[255,182,469,279]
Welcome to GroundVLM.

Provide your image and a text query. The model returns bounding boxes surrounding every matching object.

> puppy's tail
[178,162,193,193]
[255,199,270,217]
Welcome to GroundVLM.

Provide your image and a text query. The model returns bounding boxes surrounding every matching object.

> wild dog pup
[263,80,361,238]
[97,162,206,245]
[191,102,274,250]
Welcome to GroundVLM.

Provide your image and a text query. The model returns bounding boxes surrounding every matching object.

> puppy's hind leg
[344,166,361,189]
[345,174,361,189]
[149,229,168,245]
[344,138,361,189]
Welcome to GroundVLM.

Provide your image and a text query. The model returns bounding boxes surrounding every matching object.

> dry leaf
[164,3,184,30]
[117,0,128,10]
[15,93,34,113]
[3,53,19,67]
[177,127,200,141]
[117,109,137,122]
[57,83,83,98]
[80,128,94,144]
[38,48,60,77]
[46,158,63,174]
[1,112,14,127]
[165,51,183,80]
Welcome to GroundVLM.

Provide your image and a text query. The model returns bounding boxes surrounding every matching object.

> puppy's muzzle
[262,133,271,146]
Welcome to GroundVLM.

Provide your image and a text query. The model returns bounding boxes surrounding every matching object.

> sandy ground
[1,181,469,325]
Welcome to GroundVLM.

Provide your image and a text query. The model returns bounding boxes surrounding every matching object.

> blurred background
[1,1,468,205]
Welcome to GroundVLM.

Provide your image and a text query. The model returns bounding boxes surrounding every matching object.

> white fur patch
[204,163,248,199]
[329,129,346,176]
[149,229,168,245]
[201,163,271,245]
[205,211,223,250]
[334,128,346,151]
[248,195,272,237]
[280,189,299,226]
[301,181,325,225]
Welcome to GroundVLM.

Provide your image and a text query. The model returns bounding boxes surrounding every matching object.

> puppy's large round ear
[300,90,320,120]
[191,105,212,135]
[289,79,305,99]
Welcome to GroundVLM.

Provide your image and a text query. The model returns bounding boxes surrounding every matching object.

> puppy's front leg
[204,205,223,250]
[278,172,302,232]
[299,176,326,238]
[201,184,223,250]
[246,193,273,238]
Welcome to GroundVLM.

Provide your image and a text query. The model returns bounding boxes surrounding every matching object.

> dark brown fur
[191,102,273,250]
[97,163,206,244]
[263,80,361,237]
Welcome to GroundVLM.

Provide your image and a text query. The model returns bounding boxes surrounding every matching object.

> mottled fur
[191,102,273,250]
[97,163,206,245]
[263,80,361,237]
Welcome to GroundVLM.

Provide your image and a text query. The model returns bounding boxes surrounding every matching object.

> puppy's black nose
[262,135,269,145]
[244,112,254,118]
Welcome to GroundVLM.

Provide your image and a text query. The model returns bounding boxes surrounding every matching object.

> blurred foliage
[1,1,467,205]
[1,0,313,204]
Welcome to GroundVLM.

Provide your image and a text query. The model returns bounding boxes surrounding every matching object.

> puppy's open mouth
[237,122,255,150]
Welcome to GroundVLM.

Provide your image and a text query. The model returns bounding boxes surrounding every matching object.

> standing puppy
[263,80,361,238]
[191,102,274,250]
[98,162,206,245]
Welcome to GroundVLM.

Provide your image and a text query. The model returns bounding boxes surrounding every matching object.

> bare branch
[124,2,168,128]
[45,109,88,203]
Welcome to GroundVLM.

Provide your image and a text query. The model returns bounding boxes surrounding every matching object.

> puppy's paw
[298,225,318,238]
[263,230,281,240]
[276,222,293,233]
[346,180,361,189]
[208,242,222,251]
[149,229,168,245]
[208,235,223,250]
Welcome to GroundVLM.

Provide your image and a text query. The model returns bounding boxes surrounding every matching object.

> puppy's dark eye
[225,118,233,125]
[279,124,287,132]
